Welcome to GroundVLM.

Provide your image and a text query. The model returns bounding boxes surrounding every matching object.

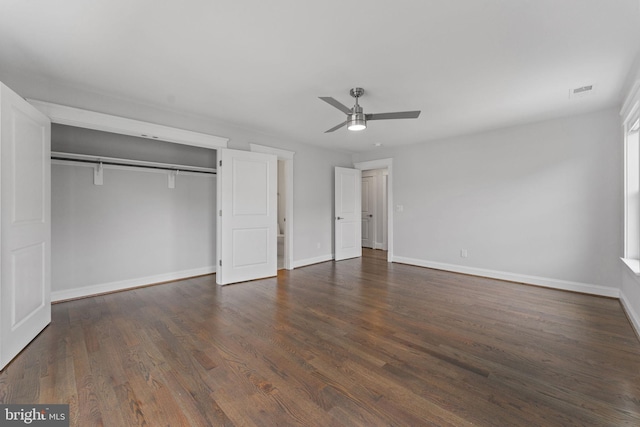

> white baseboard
[52,266,216,302]
[392,256,620,298]
[620,290,640,338]
[293,254,334,269]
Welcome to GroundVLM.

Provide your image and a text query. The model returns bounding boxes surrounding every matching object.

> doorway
[361,168,388,251]
[250,143,294,270]
[354,159,393,262]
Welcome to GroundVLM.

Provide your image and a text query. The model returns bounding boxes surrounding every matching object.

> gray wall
[354,108,623,292]
[291,143,353,263]
[52,163,216,298]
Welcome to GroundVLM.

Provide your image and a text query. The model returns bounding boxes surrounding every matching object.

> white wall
[354,108,623,296]
[52,164,216,300]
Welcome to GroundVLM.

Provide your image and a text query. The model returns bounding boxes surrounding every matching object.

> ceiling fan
[319,87,421,133]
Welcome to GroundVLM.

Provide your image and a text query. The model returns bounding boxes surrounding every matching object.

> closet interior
[51,124,217,300]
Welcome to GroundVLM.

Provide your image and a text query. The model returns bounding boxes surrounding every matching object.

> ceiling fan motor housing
[350,87,365,98]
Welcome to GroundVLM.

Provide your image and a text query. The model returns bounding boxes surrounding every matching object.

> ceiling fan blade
[319,97,353,115]
[366,111,421,121]
[325,121,348,133]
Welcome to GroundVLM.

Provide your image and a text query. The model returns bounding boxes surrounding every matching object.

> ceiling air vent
[569,84,595,99]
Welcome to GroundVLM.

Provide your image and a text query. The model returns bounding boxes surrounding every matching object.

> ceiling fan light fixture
[320,87,421,133]
[347,113,366,131]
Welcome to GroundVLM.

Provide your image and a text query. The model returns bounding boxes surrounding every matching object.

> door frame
[250,143,295,270]
[354,158,393,262]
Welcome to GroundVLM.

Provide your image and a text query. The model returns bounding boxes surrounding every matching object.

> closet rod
[51,155,216,175]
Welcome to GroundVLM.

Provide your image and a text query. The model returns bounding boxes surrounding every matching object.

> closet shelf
[51,151,216,175]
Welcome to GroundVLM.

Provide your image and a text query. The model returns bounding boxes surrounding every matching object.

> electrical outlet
[460,249,468,258]
[317,242,321,249]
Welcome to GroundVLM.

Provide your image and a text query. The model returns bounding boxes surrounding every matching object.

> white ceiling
[1,0,639,153]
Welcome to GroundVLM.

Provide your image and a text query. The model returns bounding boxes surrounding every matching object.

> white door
[334,167,361,261]
[0,83,51,370]
[361,175,376,249]
[217,149,277,285]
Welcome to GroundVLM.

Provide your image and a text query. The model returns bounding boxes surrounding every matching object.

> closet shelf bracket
[168,170,178,189]
[94,162,104,186]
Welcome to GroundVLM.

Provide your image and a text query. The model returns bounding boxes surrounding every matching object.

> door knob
[368,214,373,217]
[336,216,343,220]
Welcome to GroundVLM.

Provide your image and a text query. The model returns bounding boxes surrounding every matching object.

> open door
[0,83,51,370]
[361,174,376,249]
[334,167,362,261]
[217,149,277,285]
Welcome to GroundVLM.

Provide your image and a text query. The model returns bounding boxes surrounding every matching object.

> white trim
[249,143,295,159]
[353,158,393,262]
[621,257,640,275]
[292,254,333,269]
[51,266,216,302]
[623,114,633,259]
[621,80,640,119]
[28,99,229,149]
[392,255,620,298]
[249,143,295,270]
[620,289,640,338]
[622,83,640,261]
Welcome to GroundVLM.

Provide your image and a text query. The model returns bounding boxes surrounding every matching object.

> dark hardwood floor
[1,249,640,426]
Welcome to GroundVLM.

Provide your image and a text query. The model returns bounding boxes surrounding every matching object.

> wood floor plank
[2,249,640,426]
[69,323,104,426]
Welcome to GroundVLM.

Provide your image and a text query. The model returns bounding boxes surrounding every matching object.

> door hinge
[219,209,222,217]
[219,160,222,167]
[219,260,222,266]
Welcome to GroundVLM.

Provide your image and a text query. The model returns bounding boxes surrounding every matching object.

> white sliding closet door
[216,149,277,285]
[0,82,51,370]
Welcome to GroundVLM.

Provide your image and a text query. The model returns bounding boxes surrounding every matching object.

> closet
[35,101,280,291]
[1,90,284,369]
[1,93,230,370]
[50,124,219,301]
